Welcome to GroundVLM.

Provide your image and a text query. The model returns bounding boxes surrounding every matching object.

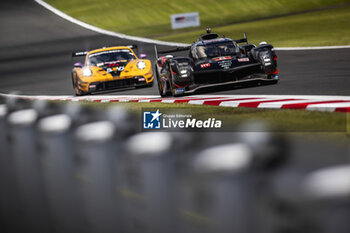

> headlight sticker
[82,68,93,77]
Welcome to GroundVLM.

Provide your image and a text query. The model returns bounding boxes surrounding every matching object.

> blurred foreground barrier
[38,114,88,233]
[7,109,53,233]
[301,165,350,233]
[0,95,349,233]
[176,142,278,233]
[180,144,255,233]
[75,121,122,233]
[0,105,24,233]
[122,132,181,233]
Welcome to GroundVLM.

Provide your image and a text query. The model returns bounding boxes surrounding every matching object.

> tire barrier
[0,96,349,233]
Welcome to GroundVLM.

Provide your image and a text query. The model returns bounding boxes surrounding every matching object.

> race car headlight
[180,69,188,77]
[82,68,93,77]
[137,61,146,70]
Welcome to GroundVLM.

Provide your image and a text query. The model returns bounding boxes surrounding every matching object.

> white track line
[35,0,350,50]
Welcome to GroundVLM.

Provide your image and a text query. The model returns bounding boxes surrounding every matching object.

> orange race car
[71,45,153,96]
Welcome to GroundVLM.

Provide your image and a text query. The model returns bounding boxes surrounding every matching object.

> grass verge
[45,0,350,46]
[156,5,350,47]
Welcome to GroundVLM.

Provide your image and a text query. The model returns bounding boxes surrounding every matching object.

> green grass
[79,101,348,133]
[45,0,350,46]
[157,6,350,46]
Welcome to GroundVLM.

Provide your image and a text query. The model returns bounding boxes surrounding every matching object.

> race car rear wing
[72,45,138,57]
[235,38,248,44]
[72,51,88,57]
[234,32,248,44]
[154,32,248,59]
[154,45,190,59]
[127,45,138,49]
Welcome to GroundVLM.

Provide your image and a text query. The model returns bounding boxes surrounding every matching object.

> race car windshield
[87,49,136,66]
[196,43,237,58]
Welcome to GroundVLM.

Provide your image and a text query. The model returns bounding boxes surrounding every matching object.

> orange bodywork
[72,46,153,95]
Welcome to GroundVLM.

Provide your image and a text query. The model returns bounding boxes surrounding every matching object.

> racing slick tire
[159,79,171,97]
[155,65,171,97]
[169,71,184,97]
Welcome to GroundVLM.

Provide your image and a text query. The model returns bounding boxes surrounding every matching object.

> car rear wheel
[159,79,170,97]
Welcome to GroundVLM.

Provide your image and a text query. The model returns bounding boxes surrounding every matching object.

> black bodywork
[154,30,279,97]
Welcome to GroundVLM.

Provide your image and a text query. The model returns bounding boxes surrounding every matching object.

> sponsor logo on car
[214,56,231,61]
[200,63,210,68]
[175,88,185,94]
[238,58,250,62]
[218,60,232,69]
[116,66,125,71]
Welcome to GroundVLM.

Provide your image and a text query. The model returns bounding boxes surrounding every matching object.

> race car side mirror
[139,54,147,59]
[74,62,82,68]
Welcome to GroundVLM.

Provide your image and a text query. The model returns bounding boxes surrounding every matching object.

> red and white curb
[2,94,350,113]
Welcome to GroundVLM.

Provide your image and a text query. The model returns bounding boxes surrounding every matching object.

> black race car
[154,29,279,97]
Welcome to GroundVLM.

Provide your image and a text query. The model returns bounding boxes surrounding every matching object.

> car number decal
[116,66,125,71]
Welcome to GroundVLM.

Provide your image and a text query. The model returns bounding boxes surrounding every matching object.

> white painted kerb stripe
[188,97,234,105]
[219,98,272,107]
[306,102,350,112]
[258,99,326,108]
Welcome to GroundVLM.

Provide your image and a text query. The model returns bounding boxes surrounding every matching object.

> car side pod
[7,109,53,233]
[75,121,122,233]
[38,114,89,233]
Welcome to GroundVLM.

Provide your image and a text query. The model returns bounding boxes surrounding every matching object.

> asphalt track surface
[1,0,350,97]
